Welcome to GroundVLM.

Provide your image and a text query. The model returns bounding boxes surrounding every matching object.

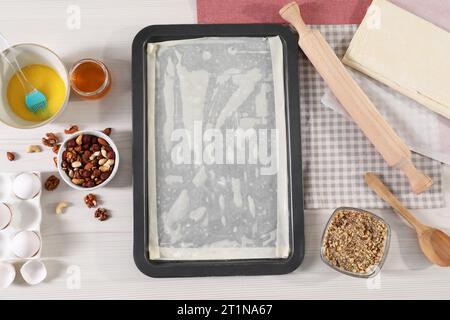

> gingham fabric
[300,25,444,209]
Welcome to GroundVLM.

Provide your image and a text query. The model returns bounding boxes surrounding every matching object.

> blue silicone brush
[0,33,47,113]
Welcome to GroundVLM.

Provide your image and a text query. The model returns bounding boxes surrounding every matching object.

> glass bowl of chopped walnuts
[320,207,391,278]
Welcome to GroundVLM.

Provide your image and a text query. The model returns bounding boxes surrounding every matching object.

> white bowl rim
[57,130,120,191]
[0,43,70,129]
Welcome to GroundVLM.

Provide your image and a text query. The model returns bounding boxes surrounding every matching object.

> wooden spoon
[364,172,450,267]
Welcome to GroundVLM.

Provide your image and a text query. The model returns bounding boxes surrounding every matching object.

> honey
[69,59,111,99]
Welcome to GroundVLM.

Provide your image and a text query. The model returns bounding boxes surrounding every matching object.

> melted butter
[7,64,66,122]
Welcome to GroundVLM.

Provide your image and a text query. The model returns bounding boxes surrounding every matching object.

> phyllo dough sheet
[343,0,450,119]
[146,37,290,260]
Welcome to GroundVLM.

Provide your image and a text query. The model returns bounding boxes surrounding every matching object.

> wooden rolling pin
[279,2,432,194]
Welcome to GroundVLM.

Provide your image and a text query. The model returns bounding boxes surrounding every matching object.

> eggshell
[0,233,9,260]
[12,231,41,258]
[12,173,41,200]
[20,260,47,285]
[0,202,12,230]
[0,262,15,288]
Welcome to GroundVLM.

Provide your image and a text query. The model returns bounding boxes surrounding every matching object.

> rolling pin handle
[396,158,433,194]
[279,2,309,36]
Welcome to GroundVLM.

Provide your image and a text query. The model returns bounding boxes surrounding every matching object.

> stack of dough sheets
[343,0,450,119]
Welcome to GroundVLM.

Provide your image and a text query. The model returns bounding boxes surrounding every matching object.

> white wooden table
[1,0,450,299]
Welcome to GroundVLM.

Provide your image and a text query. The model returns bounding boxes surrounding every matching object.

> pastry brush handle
[0,33,35,93]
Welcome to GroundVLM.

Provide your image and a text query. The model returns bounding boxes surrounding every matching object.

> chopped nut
[71,178,84,185]
[102,128,112,136]
[53,157,58,168]
[91,144,100,152]
[75,134,83,146]
[99,164,110,172]
[56,202,69,214]
[52,144,60,154]
[6,152,15,161]
[97,138,108,146]
[26,145,42,153]
[84,193,98,208]
[66,139,76,148]
[94,208,109,221]
[84,162,94,171]
[72,161,82,168]
[45,175,60,191]
[47,132,59,141]
[100,172,110,180]
[322,208,388,275]
[42,133,59,147]
[64,125,79,134]
[89,151,100,160]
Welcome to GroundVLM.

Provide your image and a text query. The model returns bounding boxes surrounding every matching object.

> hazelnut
[97,138,108,146]
[6,152,15,161]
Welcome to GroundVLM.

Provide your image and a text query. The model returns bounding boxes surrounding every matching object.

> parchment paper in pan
[147,37,289,260]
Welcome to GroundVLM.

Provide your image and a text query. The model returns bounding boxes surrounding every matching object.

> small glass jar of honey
[69,58,111,99]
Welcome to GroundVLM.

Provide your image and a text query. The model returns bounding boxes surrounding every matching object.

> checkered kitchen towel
[301,25,444,209]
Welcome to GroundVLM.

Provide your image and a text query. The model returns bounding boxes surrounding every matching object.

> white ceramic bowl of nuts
[57,130,119,191]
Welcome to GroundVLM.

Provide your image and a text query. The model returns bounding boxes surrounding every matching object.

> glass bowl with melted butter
[0,43,69,129]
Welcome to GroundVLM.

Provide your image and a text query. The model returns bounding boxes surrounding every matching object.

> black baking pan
[132,24,303,277]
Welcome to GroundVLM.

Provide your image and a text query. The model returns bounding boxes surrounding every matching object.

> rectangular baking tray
[132,24,304,277]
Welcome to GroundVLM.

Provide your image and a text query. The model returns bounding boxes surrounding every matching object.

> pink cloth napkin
[197,0,450,31]
[197,0,372,24]
[390,0,450,31]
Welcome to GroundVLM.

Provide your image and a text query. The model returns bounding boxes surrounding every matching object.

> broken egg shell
[12,173,41,200]
[0,202,12,230]
[0,262,15,288]
[0,233,10,260]
[10,201,41,230]
[11,231,41,258]
[20,260,47,285]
